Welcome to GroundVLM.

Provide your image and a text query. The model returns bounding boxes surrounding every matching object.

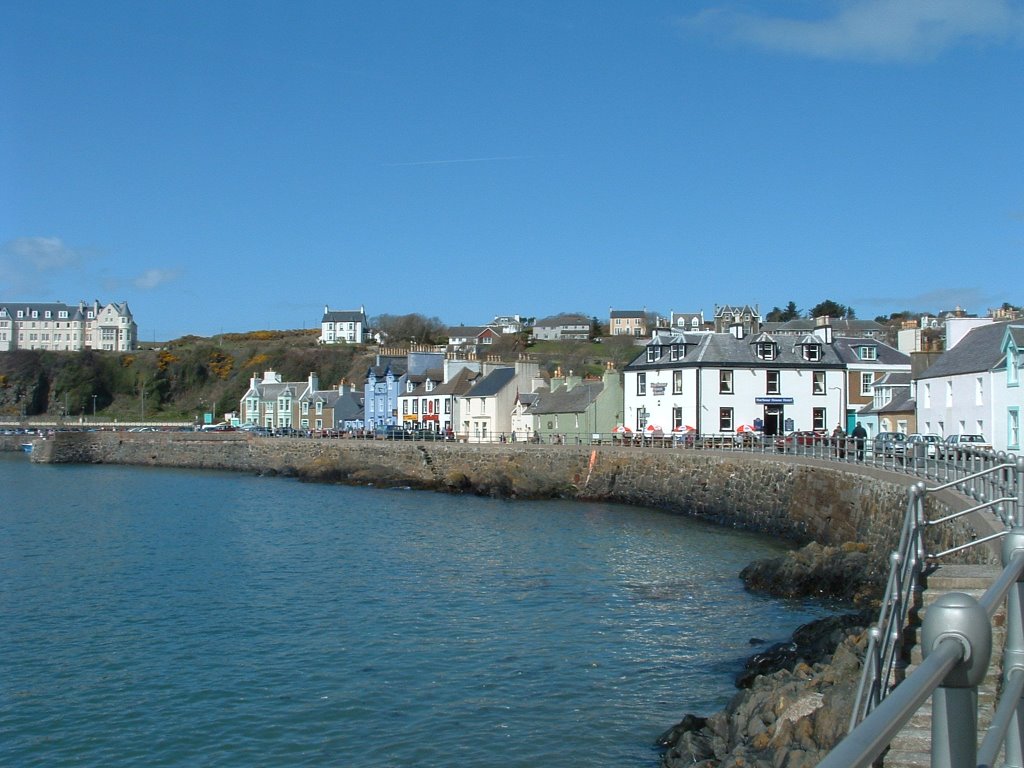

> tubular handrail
[831,455,1024,768]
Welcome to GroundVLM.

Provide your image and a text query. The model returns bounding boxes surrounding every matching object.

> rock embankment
[658,542,880,767]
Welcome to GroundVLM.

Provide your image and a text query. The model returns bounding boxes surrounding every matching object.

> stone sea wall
[27,430,987,571]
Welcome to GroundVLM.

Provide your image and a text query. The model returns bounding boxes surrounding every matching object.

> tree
[766,301,800,322]
[371,314,447,345]
[809,300,854,319]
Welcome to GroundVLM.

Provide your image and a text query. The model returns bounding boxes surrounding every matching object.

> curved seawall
[26,431,986,568]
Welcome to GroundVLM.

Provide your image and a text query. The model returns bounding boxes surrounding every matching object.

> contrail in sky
[383,155,532,167]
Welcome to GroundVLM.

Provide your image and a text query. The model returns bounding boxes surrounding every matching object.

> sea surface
[0,453,831,767]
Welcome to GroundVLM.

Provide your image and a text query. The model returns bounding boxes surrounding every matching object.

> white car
[906,433,942,458]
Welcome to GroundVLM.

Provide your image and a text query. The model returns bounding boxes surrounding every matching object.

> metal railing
[819,452,1024,768]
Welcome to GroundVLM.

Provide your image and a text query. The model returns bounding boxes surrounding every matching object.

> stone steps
[883,564,1004,768]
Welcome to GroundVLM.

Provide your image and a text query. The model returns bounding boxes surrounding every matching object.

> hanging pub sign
[651,383,666,395]
[755,397,793,404]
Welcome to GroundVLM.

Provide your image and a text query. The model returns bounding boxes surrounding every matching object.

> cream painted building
[0,300,137,352]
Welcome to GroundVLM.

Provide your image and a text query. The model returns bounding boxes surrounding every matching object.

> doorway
[763,405,784,436]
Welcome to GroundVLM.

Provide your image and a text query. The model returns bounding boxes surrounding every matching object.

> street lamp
[92,394,98,418]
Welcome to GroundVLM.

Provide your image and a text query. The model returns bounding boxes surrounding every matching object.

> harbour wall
[19,431,991,567]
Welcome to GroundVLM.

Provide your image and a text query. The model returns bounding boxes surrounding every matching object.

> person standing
[852,421,868,461]
[832,424,847,459]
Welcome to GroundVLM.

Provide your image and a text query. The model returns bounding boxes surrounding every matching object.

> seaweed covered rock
[739,541,881,606]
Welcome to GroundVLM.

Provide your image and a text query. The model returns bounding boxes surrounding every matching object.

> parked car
[775,430,828,453]
[940,434,993,459]
[872,432,908,459]
[906,433,942,459]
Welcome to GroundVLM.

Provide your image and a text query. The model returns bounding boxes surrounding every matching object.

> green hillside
[0,332,642,423]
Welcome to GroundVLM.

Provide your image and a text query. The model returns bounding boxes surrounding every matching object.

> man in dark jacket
[852,422,868,461]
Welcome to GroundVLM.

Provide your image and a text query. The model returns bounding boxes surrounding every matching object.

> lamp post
[92,394,98,418]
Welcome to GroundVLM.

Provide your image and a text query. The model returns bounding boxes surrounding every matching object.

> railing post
[1002,529,1024,768]
[1016,456,1024,529]
[922,592,993,768]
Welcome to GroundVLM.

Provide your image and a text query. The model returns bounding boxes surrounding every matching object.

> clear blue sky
[3,1,1023,341]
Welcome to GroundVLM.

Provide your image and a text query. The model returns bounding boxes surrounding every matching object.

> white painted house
[622,327,846,437]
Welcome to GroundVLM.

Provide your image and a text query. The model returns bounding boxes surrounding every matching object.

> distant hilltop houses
[0,300,136,352]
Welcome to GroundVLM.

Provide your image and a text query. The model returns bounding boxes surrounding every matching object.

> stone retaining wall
[27,431,989,569]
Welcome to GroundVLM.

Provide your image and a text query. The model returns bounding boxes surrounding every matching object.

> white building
[0,300,136,352]
[459,360,539,441]
[915,320,1023,452]
[319,305,367,344]
[623,328,846,437]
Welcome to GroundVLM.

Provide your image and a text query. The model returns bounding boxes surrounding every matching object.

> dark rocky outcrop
[739,541,883,607]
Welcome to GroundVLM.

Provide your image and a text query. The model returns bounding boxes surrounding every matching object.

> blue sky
[2,1,1023,341]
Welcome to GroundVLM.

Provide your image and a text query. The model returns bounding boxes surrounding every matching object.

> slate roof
[610,310,644,318]
[466,367,517,396]
[832,337,911,367]
[627,331,843,370]
[917,321,1011,379]
[322,309,365,323]
[528,381,604,415]
[772,318,887,336]
[431,367,482,396]
[329,389,365,422]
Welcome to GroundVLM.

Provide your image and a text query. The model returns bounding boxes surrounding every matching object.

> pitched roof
[626,331,844,370]
[832,337,912,366]
[529,381,604,415]
[466,367,517,397]
[917,321,1011,379]
[322,309,365,323]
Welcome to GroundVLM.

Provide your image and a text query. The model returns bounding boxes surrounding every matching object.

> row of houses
[247,313,1024,453]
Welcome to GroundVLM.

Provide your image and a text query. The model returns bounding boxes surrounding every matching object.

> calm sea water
[0,453,829,767]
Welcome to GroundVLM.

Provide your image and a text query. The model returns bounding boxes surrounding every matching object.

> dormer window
[425,380,434,392]
[804,344,821,361]
[756,342,776,360]
[406,381,415,393]
[858,346,877,361]
[646,346,660,363]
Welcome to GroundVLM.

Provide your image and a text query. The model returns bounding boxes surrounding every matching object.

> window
[756,342,775,360]
[637,372,646,396]
[412,400,418,414]
[444,399,451,414]
[1009,345,1020,387]
[719,370,733,394]
[858,346,877,361]
[316,401,323,415]
[1009,408,1020,450]
[766,370,780,395]
[672,370,683,395]
[812,408,826,430]
[646,346,659,363]
[860,372,874,396]
[813,371,826,395]
[719,407,733,432]
[669,346,679,362]
[301,402,309,415]
[804,344,821,361]
[672,406,683,431]
[402,401,409,415]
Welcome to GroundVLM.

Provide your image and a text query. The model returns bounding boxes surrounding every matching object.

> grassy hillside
[0,331,643,422]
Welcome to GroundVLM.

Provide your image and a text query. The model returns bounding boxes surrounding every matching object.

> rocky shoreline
[656,542,883,768]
